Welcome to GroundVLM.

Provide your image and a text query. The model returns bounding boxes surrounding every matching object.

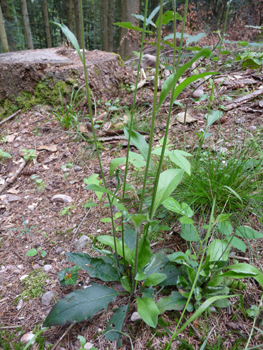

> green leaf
[104,304,129,347]
[84,174,103,200]
[121,276,131,293]
[26,248,38,257]
[217,221,233,236]
[225,263,263,288]
[151,169,184,216]
[40,250,47,258]
[124,128,154,173]
[230,237,247,253]
[83,202,97,208]
[143,273,167,287]
[43,283,118,326]
[157,48,211,110]
[223,186,243,203]
[97,236,133,265]
[57,266,80,286]
[157,291,186,313]
[110,157,126,176]
[51,22,82,61]
[168,152,191,175]
[205,110,223,128]
[113,21,152,34]
[186,33,206,45]
[162,198,193,217]
[179,216,194,224]
[132,235,152,271]
[207,239,230,262]
[100,217,112,223]
[213,298,231,308]
[129,213,149,229]
[180,224,199,242]
[135,271,146,281]
[214,214,231,224]
[155,11,182,26]
[66,252,121,282]
[236,226,263,239]
[137,297,160,328]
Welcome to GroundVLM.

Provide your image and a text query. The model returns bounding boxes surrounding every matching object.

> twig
[0,110,21,127]
[0,325,22,329]
[69,209,91,250]
[229,255,249,261]
[11,248,24,261]
[0,159,27,194]
[50,324,74,350]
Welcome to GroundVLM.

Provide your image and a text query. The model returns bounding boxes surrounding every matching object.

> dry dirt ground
[0,67,263,350]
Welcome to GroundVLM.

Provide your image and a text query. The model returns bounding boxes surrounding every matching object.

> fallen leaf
[6,134,16,143]
[37,145,57,152]
[176,112,197,124]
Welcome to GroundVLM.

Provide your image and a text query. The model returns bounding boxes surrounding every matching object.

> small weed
[0,148,12,161]
[30,175,46,191]
[21,149,37,161]
[10,216,38,238]
[26,247,47,258]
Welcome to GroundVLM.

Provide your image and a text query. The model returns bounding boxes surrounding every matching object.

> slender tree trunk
[20,0,33,49]
[43,0,51,47]
[93,1,97,48]
[0,4,9,52]
[102,0,108,51]
[67,0,74,32]
[108,0,114,51]
[0,0,16,50]
[120,0,139,59]
[74,0,81,46]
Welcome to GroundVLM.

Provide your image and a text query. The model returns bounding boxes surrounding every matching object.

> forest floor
[0,59,263,350]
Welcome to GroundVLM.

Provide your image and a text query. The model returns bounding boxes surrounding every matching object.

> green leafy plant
[77,336,97,350]
[10,216,38,238]
[21,149,37,161]
[0,148,12,161]
[26,247,47,258]
[30,175,46,191]
[52,84,85,130]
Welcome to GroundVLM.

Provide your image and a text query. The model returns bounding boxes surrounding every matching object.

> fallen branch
[0,159,27,194]
[0,109,21,127]
[224,89,263,111]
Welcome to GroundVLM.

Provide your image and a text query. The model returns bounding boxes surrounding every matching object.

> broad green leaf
[135,270,146,281]
[162,197,194,217]
[113,22,153,34]
[167,251,189,263]
[143,273,167,287]
[151,169,184,216]
[51,22,82,61]
[168,152,191,175]
[100,217,112,223]
[83,202,97,208]
[213,298,231,308]
[57,266,80,286]
[236,226,263,239]
[214,214,231,224]
[26,248,38,257]
[110,157,126,176]
[66,252,121,282]
[156,11,182,26]
[158,49,211,109]
[179,216,194,224]
[148,2,167,24]
[123,226,137,251]
[205,110,223,129]
[43,283,118,326]
[231,237,247,253]
[124,128,154,172]
[105,304,129,347]
[157,291,186,313]
[225,263,263,288]
[164,32,189,40]
[207,239,230,262]
[137,297,160,328]
[217,221,233,236]
[129,213,149,229]
[180,223,200,242]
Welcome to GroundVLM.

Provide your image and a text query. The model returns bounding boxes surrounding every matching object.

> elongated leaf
[105,304,129,347]
[132,234,152,271]
[43,283,118,326]
[157,48,211,110]
[162,197,193,217]
[168,153,191,175]
[151,169,184,216]
[66,252,121,282]
[171,72,217,103]
[137,297,160,328]
[51,22,82,61]
[144,273,167,287]
[113,22,152,34]
[236,226,263,239]
[223,185,243,203]
[175,295,236,335]
[97,236,133,265]
[186,33,206,45]
[225,263,263,288]
[133,14,155,27]
[124,127,154,172]
[148,2,167,23]
[157,291,186,313]
[110,157,126,176]
[164,32,189,40]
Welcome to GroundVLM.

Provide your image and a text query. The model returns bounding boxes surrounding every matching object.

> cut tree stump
[0,47,133,111]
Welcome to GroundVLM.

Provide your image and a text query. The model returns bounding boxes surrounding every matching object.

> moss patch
[15,268,47,302]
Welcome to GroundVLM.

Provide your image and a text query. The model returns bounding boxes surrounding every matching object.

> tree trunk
[20,0,33,49]
[43,0,51,48]
[93,1,97,48]
[74,0,82,46]
[102,0,108,51]
[0,0,16,51]
[0,4,9,52]
[108,0,114,52]
[120,0,139,59]
[67,0,74,32]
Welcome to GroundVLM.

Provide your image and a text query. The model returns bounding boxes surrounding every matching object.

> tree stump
[0,47,133,118]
